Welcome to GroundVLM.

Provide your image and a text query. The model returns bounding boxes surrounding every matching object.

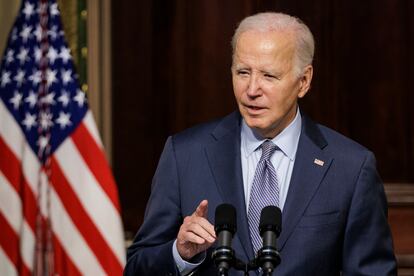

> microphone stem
[218,268,228,276]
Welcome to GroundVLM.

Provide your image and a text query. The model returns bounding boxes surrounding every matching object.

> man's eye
[264,73,282,80]
[237,70,249,76]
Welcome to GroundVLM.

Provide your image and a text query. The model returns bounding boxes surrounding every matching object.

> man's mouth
[244,104,266,114]
[248,105,263,110]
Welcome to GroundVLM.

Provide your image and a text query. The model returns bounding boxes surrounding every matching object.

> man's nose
[246,75,261,97]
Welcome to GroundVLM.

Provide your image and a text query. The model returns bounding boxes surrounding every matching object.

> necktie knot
[260,140,277,161]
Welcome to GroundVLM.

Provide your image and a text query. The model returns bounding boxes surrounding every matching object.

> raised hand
[176,200,216,260]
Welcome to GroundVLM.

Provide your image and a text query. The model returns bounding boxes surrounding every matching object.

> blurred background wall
[1,0,413,273]
[0,1,20,56]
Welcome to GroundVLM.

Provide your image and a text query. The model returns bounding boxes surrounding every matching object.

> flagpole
[34,0,55,275]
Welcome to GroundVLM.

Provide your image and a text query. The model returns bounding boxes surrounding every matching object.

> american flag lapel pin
[314,158,324,166]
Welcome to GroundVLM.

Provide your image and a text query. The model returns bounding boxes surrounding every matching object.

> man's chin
[244,119,283,138]
[244,119,263,130]
[244,119,269,136]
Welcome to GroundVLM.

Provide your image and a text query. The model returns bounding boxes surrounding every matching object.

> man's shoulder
[301,114,371,158]
[311,120,373,159]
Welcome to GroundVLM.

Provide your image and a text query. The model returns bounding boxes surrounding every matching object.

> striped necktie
[248,140,280,254]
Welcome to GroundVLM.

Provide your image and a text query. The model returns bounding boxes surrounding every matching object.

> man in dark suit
[124,12,396,275]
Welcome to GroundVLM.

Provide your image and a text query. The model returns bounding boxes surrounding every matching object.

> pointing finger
[194,199,208,218]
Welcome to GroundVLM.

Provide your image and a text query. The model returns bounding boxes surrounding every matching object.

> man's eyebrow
[260,69,280,75]
[233,65,250,70]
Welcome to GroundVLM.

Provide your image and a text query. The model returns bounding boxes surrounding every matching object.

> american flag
[0,0,125,275]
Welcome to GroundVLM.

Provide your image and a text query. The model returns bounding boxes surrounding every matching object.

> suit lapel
[278,115,333,250]
[204,113,255,261]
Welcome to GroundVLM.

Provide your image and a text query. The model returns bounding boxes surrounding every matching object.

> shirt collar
[241,108,302,161]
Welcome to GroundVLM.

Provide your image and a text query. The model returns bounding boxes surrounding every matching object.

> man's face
[232,30,312,138]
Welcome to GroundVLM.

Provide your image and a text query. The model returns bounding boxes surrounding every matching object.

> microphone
[258,206,282,275]
[212,203,237,276]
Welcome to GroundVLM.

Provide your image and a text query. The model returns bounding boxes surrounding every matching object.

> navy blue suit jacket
[125,112,396,275]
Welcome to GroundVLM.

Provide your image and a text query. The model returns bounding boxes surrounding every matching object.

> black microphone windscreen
[259,206,282,236]
[215,203,237,234]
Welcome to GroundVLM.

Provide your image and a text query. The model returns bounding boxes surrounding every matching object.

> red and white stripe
[0,100,125,275]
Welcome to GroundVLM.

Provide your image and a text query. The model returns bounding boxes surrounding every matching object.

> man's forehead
[235,30,295,50]
[234,31,295,58]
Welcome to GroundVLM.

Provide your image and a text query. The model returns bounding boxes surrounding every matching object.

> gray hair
[231,12,315,77]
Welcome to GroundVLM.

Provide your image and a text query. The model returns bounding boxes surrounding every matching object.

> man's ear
[298,65,313,98]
